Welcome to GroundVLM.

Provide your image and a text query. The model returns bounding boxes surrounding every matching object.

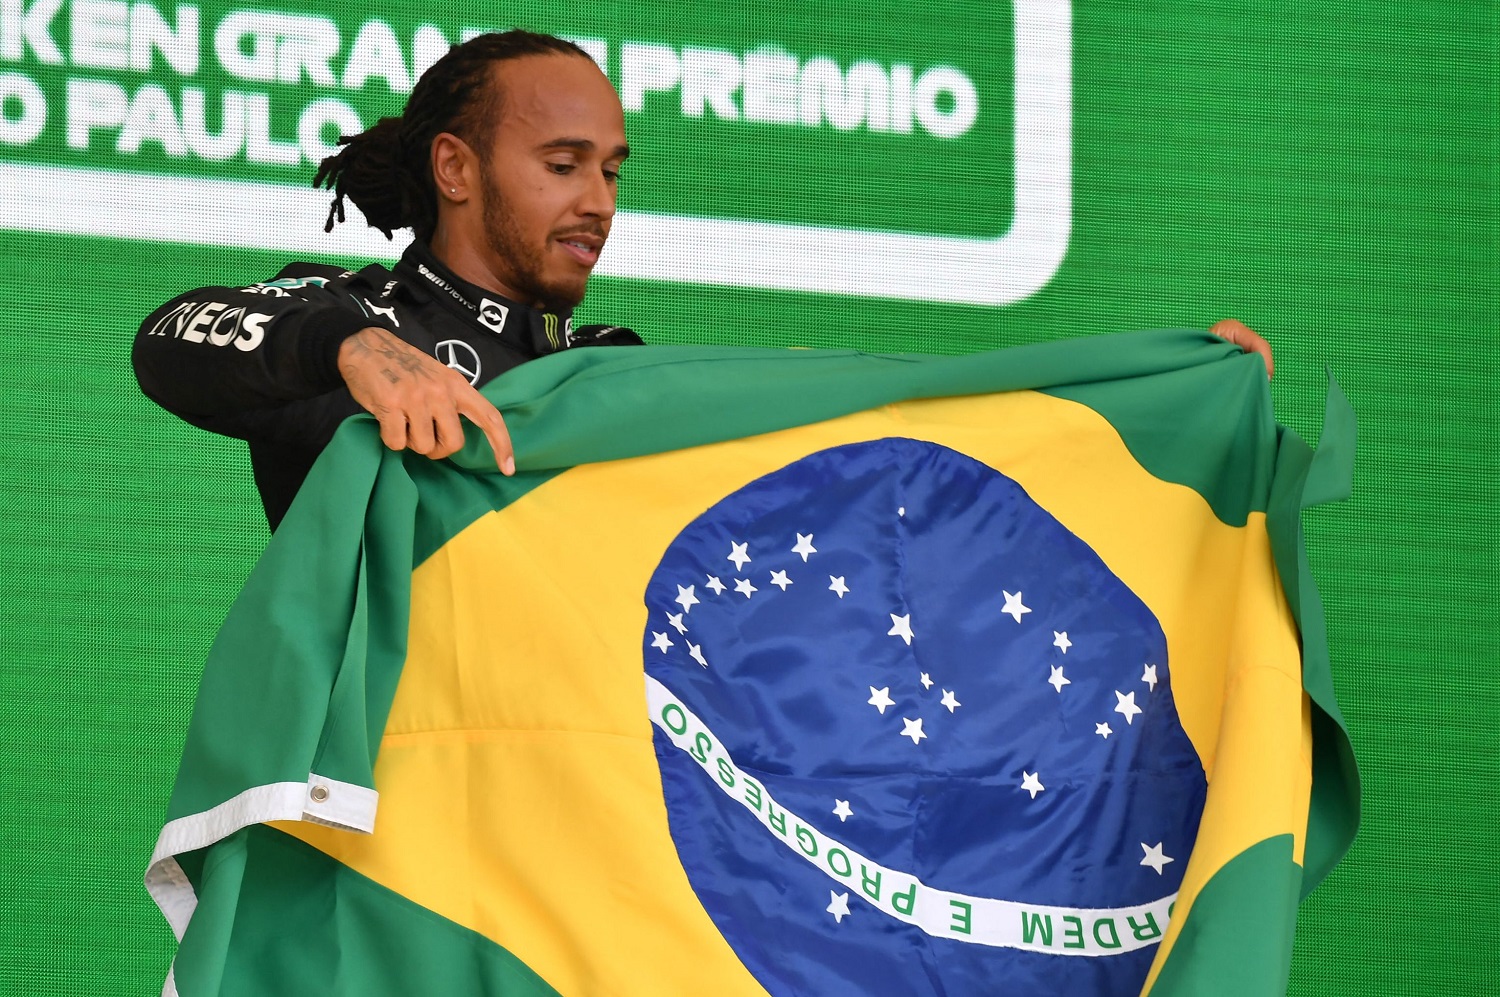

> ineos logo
[478,298,509,334]
[435,339,481,385]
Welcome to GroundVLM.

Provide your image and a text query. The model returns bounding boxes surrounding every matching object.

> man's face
[476,54,628,310]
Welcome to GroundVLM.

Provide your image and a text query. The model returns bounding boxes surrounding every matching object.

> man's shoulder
[232,261,401,311]
[266,260,388,286]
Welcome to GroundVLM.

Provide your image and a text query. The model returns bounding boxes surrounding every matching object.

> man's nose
[577,169,617,220]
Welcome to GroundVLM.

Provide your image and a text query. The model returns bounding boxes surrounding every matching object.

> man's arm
[132,265,376,417]
[134,266,512,468]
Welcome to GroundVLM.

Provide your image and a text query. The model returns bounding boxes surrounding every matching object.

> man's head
[316,31,628,309]
[435,53,628,309]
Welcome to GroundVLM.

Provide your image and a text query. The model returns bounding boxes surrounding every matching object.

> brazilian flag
[147,330,1358,996]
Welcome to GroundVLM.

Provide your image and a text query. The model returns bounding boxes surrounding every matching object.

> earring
[450,188,457,194]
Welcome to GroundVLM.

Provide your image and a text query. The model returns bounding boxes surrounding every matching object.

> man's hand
[1209,318,1274,378]
[337,327,515,474]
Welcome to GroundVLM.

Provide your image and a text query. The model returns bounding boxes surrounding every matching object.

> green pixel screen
[0,1,1493,993]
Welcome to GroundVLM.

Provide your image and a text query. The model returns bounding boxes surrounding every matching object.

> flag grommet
[309,786,329,803]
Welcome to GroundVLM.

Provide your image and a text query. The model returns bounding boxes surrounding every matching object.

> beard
[479,171,588,309]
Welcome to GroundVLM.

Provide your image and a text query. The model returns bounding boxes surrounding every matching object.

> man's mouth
[556,234,604,267]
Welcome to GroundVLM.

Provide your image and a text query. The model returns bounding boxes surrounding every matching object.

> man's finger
[405,404,437,454]
[458,394,515,475]
[377,410,408,453]
[430,407,466,460]
[1209,319,1274,378]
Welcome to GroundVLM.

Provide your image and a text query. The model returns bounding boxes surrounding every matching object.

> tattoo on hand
[342,328,435,389]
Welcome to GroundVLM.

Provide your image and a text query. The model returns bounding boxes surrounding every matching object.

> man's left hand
[1209,319,1273,377]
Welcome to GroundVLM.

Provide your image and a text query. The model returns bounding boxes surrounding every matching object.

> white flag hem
[144,774,378,941]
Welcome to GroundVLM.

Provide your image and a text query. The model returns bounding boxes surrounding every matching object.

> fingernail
[502,455,515,476]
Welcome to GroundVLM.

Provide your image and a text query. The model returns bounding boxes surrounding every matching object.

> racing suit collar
[395,242,575,356]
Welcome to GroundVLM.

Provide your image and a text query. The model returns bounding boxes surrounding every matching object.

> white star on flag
[1140,842,1174,875]
[688,643,708,668]
[829,576,849,598]
[867,687,895,714]
[888,613,914,645]
[940,689,961,712]
[1142,663,1159,691]
[1114,690,1142,725]
[792,534,817,561]
[919,672,933,690]
[1020,771,1045,799]
[727,541,751,571]
[769,570,793,591]
[667,612,687,635]
[1002,590,1031,623]
[705,575,726,595]
[826,891,851,923]
[900,717,927,744]
[650,631,673,653]
[1048,665,1071,693]
[675,584,699,613]
[832,799,853,822]
[1095,722,1113,739]
[1053,631,1071,653]
[898,507,906,517]
[734,577,758,598]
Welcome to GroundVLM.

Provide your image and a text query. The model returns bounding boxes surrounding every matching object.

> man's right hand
[337,326,515,474]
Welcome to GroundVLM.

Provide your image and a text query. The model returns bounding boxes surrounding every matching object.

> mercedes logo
[435,339,482,385]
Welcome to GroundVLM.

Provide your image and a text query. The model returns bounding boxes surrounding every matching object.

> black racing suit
[133,241,642,530]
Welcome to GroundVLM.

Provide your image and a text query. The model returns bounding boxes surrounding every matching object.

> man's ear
[431,132,479,203]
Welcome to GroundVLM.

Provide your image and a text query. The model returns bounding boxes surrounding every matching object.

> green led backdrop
[0,1,1493,993]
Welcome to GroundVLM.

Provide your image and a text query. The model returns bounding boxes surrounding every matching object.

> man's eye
[604,168,622,183]
[546,163,575,175]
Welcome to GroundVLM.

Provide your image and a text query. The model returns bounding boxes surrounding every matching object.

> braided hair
[314,30,593,241]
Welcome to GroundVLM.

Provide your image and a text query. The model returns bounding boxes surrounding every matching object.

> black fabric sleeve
[132,265,387,431]
[572,324,645,347]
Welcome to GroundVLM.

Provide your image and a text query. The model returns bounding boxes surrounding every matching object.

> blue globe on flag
[643,438,1207,995]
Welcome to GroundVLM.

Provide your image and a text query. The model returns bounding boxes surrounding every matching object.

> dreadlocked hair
[313,30,593,241]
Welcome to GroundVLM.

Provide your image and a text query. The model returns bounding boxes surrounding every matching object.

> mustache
[552,223,608,241]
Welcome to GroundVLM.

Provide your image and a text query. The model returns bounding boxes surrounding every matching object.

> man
[133,31,636,529]
[134,29,1270,530]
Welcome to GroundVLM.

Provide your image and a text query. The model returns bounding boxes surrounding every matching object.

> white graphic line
[646,675,1172,955]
